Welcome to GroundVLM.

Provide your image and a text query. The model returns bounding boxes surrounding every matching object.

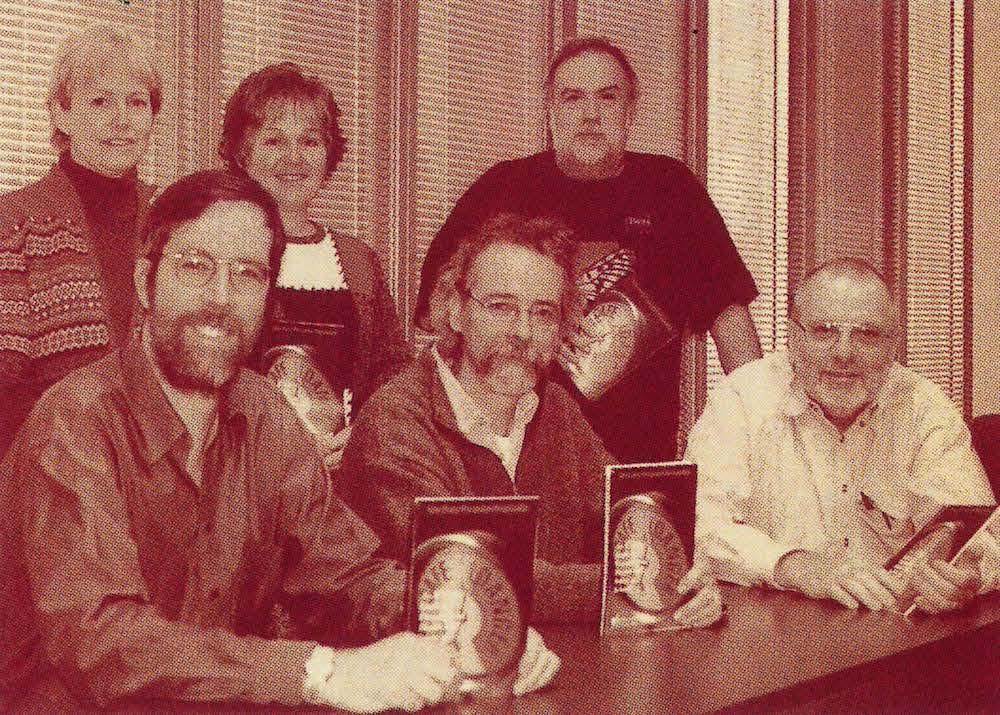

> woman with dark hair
[0,23,162,455]
[220,62,409,471]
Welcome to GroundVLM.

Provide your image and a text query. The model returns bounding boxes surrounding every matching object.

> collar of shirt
[119,333,246,466]
[430,346,539,480]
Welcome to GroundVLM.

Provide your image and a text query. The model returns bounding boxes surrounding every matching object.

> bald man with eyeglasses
[686,257,997,615]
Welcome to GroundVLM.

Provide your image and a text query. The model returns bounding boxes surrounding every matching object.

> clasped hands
[304,627,560,713]
[774,546,981,614]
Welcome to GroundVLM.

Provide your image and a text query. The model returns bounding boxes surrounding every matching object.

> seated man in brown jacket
[337,213,721,624]
[0,173,558,712]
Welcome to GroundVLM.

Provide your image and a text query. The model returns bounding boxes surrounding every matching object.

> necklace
[285,221,325,244]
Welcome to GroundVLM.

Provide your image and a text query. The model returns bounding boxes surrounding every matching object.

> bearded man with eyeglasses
[0,172,569,712]
[337,212,724,627]
[687,257,997,614]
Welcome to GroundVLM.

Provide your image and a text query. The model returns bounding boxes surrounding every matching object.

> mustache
[178,307,244,335]
[480,340,552,374]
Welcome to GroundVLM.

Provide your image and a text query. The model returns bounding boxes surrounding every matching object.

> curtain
[411,0,550,317]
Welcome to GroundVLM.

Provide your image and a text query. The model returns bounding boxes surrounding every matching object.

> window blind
[412,0,549,313]
[905,0,966,404]
[0,0,188,192]
[219,0,375,242]
[706,0,789,388]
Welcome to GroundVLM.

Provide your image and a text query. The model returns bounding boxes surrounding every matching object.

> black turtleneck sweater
[59,153,140,347]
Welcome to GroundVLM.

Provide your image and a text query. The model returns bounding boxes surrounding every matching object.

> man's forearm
[709,303,762,374]
[44,597,319,708]
[336,558,407,643]
[697,522,795,587]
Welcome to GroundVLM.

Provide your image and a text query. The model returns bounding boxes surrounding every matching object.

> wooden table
[495,585,1000,714]
[81,586,1000,714]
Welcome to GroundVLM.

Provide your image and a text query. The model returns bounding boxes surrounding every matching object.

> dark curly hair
[219,62,346,179]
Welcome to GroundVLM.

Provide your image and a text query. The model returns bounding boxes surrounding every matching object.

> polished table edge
[13,585,999,713]
[531,584,1000,713]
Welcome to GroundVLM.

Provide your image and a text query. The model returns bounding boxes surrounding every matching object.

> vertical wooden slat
[787,0,817,298]
[962,0,974,420]
[393,0,419,335]
[881,0,907,362]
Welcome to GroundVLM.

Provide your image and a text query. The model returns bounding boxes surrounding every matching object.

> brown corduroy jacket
[336,349,613,623]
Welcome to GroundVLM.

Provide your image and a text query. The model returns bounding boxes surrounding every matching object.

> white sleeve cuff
[698,531,798,588]
[301,645,337,706]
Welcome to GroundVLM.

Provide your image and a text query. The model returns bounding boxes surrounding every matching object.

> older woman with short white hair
[0,23,161,455]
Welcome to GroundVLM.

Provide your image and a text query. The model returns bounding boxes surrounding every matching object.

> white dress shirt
[431,347,539,482]
[685,351,995,587]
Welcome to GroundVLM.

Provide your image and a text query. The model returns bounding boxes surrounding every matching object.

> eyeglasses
[459,287,562,332]
[157,250,270,293]
[791,317,893,350]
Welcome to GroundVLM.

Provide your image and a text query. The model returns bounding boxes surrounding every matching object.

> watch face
[416,540,524,676]
[265,348,343,435]
[612,500,689,613]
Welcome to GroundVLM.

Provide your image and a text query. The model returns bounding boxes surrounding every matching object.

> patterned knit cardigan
[0,163,154,451]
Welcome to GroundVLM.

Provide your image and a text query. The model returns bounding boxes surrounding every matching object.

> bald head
[791,258,897,327]
[788,258,899,431]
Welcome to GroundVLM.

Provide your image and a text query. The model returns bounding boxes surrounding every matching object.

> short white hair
[46,23,162,152]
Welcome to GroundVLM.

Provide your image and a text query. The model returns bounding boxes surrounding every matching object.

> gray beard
[150,311,248,395]
[554,148,625,181]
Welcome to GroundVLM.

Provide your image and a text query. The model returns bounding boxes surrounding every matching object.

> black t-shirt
[416,150,758,462]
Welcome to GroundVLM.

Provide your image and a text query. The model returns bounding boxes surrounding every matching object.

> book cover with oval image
[407,495,539,698]
[600,462,697,636]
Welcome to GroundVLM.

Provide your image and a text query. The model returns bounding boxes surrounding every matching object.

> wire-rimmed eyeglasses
[458,286,562,332]
[791,317,894,351]
[155,250,270,293]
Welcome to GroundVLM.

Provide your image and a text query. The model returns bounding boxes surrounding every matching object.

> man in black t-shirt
[416,37,762,462]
